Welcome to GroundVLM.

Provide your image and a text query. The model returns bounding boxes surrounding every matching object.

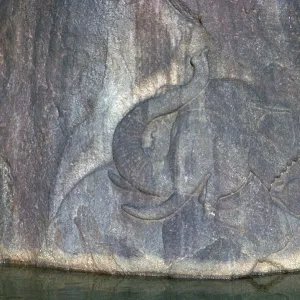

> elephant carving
[108,49,211,220]
[109,49,300,221]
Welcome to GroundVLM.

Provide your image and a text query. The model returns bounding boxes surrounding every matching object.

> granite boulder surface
[1,0,300,278]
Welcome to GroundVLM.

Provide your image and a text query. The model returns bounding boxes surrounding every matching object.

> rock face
[0,0,300,279]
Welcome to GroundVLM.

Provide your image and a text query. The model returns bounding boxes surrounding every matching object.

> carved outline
[121,173,210,221]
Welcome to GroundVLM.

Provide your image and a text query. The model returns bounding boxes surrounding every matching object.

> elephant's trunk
[112,50,209,197]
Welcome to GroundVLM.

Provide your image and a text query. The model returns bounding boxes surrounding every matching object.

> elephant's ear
[168,0,202,24]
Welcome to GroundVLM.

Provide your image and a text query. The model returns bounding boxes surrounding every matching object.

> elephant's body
[169,79,299,216]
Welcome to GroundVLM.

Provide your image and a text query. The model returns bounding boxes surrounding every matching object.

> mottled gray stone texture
[0,0,300,278]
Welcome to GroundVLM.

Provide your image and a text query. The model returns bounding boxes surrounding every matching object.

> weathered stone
[1,0,300,278]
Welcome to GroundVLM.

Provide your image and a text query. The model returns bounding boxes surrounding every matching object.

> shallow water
[0,265,299,299]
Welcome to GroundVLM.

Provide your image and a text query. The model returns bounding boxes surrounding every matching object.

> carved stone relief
[1,0,300,278]
[103,0,300,276]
